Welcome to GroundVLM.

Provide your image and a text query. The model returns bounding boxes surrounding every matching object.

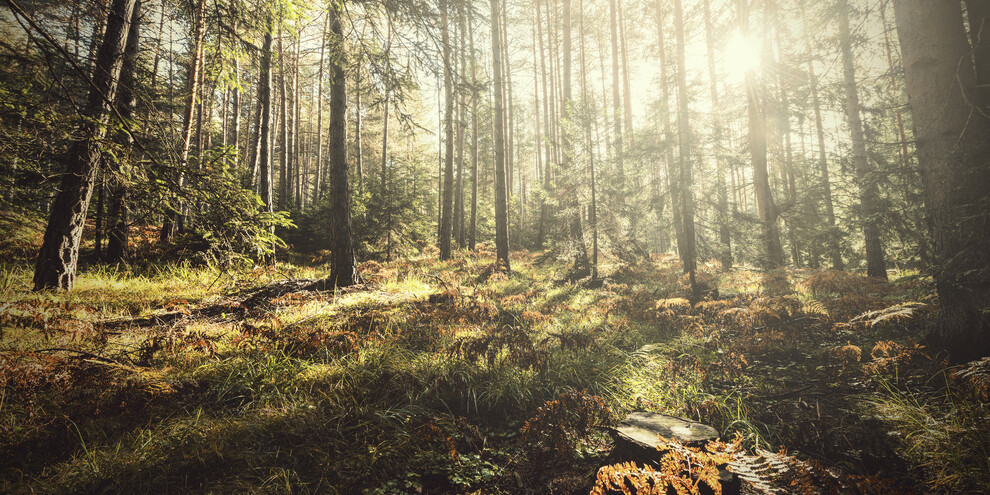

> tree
[673,0,698,298]
[258,25,275,241]
[801,2,843,270]
[703,0,732,271]
[561,0,589,276]
[892,0,990,363]
[105,0,141,263]
[318,0,358,288]
[740,0,784,269]
[490,0,510,271]
[32,0,138,291]
[837,0,886,280]
[438,0,455,261]
[160,0,207,243]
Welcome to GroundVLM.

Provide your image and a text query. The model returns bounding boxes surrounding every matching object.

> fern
[850,302,926,328]
[593,434,908,495]
[955,356,990,401]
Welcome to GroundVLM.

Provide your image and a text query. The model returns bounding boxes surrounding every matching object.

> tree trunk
[609,0,625,205]
[293,28,302,208]
[801,6,843,270]
[469,9,480,251]
[355,62,363,188]
[838,0,887,280]
[535,0,551,249]
[673,0,698,298]
[106,0,141,263]
[655,5,683,257]
[703,0,732,271]
[33,0,137,290]
[618,0,633,140]
[490,0,510,271]
[455,5,467,249]
[314,11,328,199]
[258,26,274,225]
[160,0,206,243]
[579,0,598,278]
[562,0,589,274]
[277,25,290,210]
[892,0,990,363]
[741,0,784,269]
[319,2,358,288]
[438,0,455,260]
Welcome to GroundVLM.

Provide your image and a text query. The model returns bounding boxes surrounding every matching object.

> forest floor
[2,216,989,494]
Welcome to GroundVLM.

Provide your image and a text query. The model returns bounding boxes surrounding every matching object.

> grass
[1,241,986,493]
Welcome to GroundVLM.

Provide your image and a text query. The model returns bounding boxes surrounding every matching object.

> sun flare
[724,30,762,81]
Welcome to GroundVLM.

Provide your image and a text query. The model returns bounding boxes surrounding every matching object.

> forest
[1,0,989,492]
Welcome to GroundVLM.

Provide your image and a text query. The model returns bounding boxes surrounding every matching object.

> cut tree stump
[607,412,739,495]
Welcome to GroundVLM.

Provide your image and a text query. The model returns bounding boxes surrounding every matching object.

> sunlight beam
[724,30,762,82]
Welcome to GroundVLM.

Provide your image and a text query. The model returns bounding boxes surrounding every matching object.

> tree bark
[455,5,467,249]
[314,11,328,199]
[892,0,990,363]
[160,0,206,243]
[673,0,698,298]
[258,26,274,225]
[703,0,732,271]
[838,0,887,279]
[106,0,141,263]
[316,2,358,288]
[33,0,137,290]
[741,0,784,269]
[468,9,480,251]
[562,0,589,274]
[490,0,510,271]
[438,0,455,260]
[801,6,843,270]
[655,5,683,257]
[535,0,551,249]
[609,0,625,205]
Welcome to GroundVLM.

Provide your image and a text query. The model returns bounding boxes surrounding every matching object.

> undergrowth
[1,247,985,493]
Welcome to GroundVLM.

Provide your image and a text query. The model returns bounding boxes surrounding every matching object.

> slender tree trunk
[673,0,698,298]
[160,0,206,243]
[618,0,633,140]
[438,0,455,260]
[33,0,137,290]
[106,0,141,263]
[838,0,887,279]
[490,0,510,271]
[355,62,363,187]
[231,44,241,164]
[293,28,302,208]
[655,5,683,257]
[277,25,287,210]
[801,6,843,269]
[964,0,990,107]
[258,26,274,227]
[536,0,551,248]
[314,11,328,199]
[455,5,468,249]
[880,1,929,269]
[320,1,357,287]
[892,0,990,363]
[561,0,589,274]
[609,0,625,205]
[772,12,800,267]
[469,9,480,251]
[579,0,598,278]
[703,0,732,271]
[741,0,784,269]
